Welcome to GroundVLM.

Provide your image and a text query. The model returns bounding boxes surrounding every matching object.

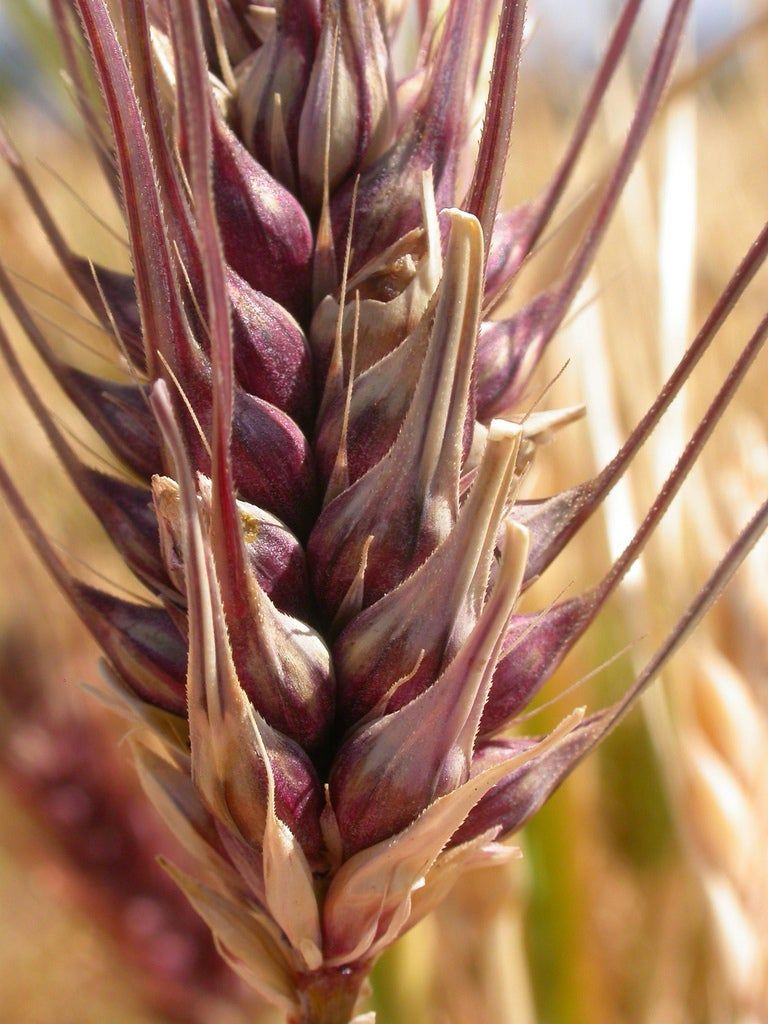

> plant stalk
[289,964,370,1024]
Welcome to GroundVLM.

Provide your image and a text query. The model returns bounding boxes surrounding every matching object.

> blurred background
[0,2,766,1022]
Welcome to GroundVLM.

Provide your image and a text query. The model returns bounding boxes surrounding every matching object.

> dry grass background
[0,5,766,1022]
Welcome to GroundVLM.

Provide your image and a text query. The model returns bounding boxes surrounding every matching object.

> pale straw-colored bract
[0,1,766,1022]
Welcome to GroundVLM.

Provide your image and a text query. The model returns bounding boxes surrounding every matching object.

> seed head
[1,0,766,1020]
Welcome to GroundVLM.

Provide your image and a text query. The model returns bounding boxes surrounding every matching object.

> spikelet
[1,1,767,1021]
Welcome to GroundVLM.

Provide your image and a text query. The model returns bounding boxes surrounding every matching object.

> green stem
[289,964,370,1024]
